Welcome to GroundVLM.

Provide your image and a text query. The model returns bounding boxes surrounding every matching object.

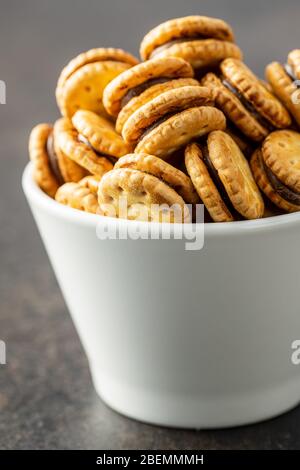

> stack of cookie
[29,15,300,222]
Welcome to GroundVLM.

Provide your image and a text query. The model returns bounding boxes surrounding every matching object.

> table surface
[1,0,300,450]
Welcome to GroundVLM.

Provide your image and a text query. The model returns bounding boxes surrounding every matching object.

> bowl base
[90,367,300,429]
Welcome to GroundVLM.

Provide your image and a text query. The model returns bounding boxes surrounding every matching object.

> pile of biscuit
[29,15,300,223]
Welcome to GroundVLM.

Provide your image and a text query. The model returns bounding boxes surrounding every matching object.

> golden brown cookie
[29,123,62,197]
[115,77,199,134]
[115,153,199,204]
[250,148,300,213]
[55,182,99,214]
[59,61,132,118]
[202,72,268,141]
[56,48,138,118]
[185,142,233,222]
[98,168,190,222]
[53,119,88,182]
[122,85,214,144]
[56,48,138,103]
[221,59,291,131]
[72,110,132,158]
[262,130,300,196]
[135,106,226,159]
[266,59,300,127]
[185,131,264,221]
[148,39,242,72]
[140,16,236,60]
[103,56,194,117]
[55,117,113,177]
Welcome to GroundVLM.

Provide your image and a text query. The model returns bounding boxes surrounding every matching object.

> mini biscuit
[147,39,242,71]
[56,47,138,106]
[207,131,264,219]
[185,142,234,222]
[115,153,200,204]
[250,148,300,213]
[185,132,264,222]
[262,130,300,194]
[140,16,236,60]
[202,72,268,141]
[115,77,199,134]
[221,59,291,130]
[72,110,132,158]
[55,182,99,214]
[53,119,88,182]
[98,168,190,223]
[59,61,132,118]
[135,106,226,159]
[266,60,300,127]
[29,123,60,197]
[103,56,194,117]
[122,85,214,144]
[55,117,113,177]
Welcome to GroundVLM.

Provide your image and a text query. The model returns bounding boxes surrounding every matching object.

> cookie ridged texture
[116,77,199,134]
[250,148,300,213]
[59,61,131,118]
[266,62,300,126]
[288,49,300,80]
[55,117,113,177]
[98,168,190,223]
[149,39,242,70]
[262,130,300,193]
[140,16,235,60]
[56,47,139,107]
[115,153,200,204]
[221,59,292,129]
[208,130,264,219]
[78,175,102,195]
[53,119,88,182]
[29,123,59,197]
[55,182,99,214]
[122,85,214,144]
[202,73,268,141]
[103,57,194,117]
[135,106,226,159]
[185,142,234,222]
[72,110,132,158]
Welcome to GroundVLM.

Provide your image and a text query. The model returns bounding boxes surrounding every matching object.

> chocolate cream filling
[261,155,300,205]
[202,145,237,216]
[77,134,116,163]
[222,78,276,133]
[149,36,211,59]
[46,133,64,185]
[78,134,105,156]
[121,77,172,108]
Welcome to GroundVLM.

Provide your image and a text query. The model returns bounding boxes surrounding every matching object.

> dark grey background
[1,0,300,450]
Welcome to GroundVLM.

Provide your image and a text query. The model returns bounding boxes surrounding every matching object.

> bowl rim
[22,162,300,237]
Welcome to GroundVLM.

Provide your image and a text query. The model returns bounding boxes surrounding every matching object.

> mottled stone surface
[1,0,300,450]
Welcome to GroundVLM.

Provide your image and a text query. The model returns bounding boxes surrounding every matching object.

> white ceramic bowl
[23,162,300,428]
